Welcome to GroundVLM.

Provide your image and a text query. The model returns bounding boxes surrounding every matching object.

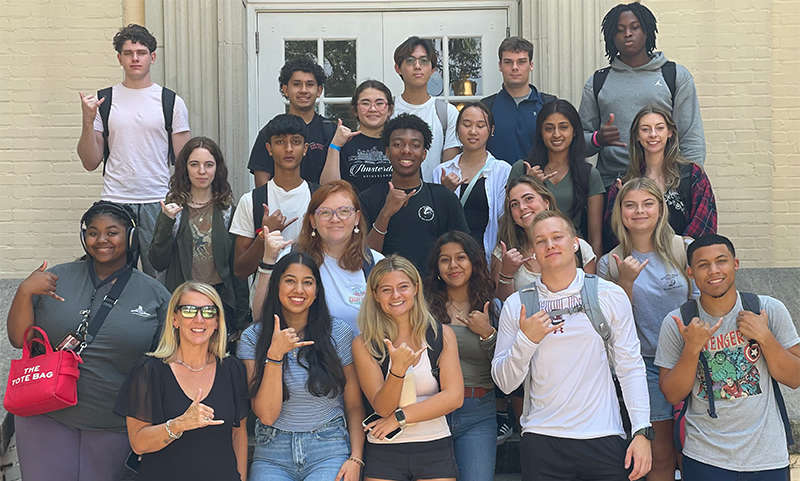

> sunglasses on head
[176,305,219,319]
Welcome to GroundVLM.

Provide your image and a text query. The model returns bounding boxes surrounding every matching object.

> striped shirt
[238,318,354,431]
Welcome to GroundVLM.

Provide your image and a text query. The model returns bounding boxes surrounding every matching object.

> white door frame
[244,0,521,153]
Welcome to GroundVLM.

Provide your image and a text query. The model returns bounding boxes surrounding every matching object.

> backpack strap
[309,181,320,196]
[251,184,268,234]
[678,299,718,419]
[321,118,336,146]
[362,249,376,281]
[592,67,611,103]
[98,87,113,175]
[581,275,615,373]
[480,93,497,113]
[426,322,445,390]
[661,61,677,107]
[162,87,176,165]
[540,93,558,105]
[435,98,448,140]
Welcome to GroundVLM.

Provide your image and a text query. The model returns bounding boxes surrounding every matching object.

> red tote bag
[4,326,82,417]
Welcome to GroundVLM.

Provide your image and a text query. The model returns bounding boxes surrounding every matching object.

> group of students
[6,3,799,481]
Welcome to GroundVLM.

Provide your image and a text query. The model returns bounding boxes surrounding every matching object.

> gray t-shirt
[238,318,354,431]
[655,294,799,471]
[598,250,697,357]
[32,260,170,431]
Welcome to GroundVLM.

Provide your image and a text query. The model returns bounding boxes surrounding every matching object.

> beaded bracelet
[349,457,365,467]
[265,357,283,366]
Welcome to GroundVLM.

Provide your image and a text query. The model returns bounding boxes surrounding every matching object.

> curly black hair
[381,113,433,151]
[601,3,658,63]
[112,24,157,54]
[278,57,326,99]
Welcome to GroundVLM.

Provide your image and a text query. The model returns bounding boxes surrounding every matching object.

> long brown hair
[496,175,557,257]
[625,106,694,190]
[295,180,370,271]
[166,137,233,208]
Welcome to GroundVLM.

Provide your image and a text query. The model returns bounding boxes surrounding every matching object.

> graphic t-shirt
[247,113,331,183]
[339,134,392,194]
[188,204,222,285]
[655,294,800,471]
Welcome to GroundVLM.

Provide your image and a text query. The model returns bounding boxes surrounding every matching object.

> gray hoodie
[579,52,705,187]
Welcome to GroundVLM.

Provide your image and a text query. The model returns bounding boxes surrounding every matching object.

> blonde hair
[530,209,577,239]
[150,281,228,362]
[625,106,695,190]
[496,175,558,257]
[611,178,690,285]
[357,255,438,363]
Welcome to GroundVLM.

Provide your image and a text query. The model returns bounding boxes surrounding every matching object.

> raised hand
[442,172,469,192]
[597,113,626,147]
[267,315,314,359]
[736,309,771,344]
[160,200,183,220]
[261,227,293,264]
[523,161,558,183]
[499,241,534,278]
[174,389,224,433]
[518,304,558,344]
[384,339,425,376]
[331,119,361,148]
[262,204,299,234]
[20,261,64,301]
[457,301,494,339]
[79,92,105,125]
[382,182,416,218]
[612,254,648,286]
[672,315,723,355]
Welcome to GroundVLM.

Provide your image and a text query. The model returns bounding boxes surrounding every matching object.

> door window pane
[323,40,356,98]
[449,37,482,96]
[423,38,445,97]
[325,103,358,130]
[285,40,317,62]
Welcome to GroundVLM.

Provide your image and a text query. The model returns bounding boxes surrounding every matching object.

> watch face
[395,409,406,422]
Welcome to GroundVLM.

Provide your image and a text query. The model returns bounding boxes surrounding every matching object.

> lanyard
[75,260,132,353]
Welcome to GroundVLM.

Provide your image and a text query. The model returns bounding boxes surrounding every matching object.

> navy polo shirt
[485,85,546,165]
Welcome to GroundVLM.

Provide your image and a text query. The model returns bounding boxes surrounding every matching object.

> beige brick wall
[0,0,123,276]
[648,0,800,268]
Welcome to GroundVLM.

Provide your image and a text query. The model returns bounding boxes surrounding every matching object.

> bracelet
[258,267,273,276]
[165,419,183,440]
[256,228,265,238]
[497,277,511,285]
[498,271,514,280]
[389,369,405,379]
[480,328,497,342]
[591,130,600,148]
[259,260,276,269]
[265,356,283,366]
[329,143,341,152]
[349,456,365,467]
[372,223,388,236]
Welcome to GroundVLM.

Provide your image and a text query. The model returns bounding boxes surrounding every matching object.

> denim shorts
[250,416,350,481]
[644,356,674,422]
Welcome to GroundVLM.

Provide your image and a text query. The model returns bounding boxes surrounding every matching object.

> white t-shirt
[318,251,384,335]
[492,269,650,439]
[392,96,460,182]
[228,180,311,243]
[93,83,190,203]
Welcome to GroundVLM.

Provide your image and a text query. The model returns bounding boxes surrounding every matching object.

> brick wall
[648,0,800,267]
[0,0,123,276]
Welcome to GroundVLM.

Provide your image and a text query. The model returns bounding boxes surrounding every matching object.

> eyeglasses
[176,305,219,319]
[315,206,356,222]
[358,99,389,112]
[403,56,432,67]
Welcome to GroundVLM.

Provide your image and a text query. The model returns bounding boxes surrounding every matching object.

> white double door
[255,9,509,128]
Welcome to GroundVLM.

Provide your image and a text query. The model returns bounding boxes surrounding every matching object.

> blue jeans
[250,416,351,481]
[446,390,496,481]
[683,456,789,481]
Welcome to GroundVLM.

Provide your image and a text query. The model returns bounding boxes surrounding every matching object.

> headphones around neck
[79,201,139,255]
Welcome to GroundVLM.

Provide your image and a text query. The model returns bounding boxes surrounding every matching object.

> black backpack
[674,293,795,454]
[97,86,177,174]
[250,181,320,235]
[592,61,677,106]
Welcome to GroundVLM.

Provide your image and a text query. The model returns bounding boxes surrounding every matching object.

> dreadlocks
[601,3,658,63]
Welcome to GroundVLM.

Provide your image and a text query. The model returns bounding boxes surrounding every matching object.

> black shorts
[520,432,632,481]
[363,437,458,480]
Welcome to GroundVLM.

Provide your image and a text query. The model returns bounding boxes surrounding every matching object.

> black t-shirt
[114,356,249,481]
[460,177,489,252]
[247,113,331,183]
[358,181,470,277]
[339,134,393,194]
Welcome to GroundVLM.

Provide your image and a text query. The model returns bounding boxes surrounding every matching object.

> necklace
[188,198,213,208]
[448,301,470,317]
[175,358,211,372]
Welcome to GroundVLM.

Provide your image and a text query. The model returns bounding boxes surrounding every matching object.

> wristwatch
[394,408,407,428]
[633,426,655,441]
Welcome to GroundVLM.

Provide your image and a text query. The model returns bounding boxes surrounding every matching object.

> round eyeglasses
[315,206,356,222]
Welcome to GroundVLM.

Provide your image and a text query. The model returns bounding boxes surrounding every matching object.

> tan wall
[646,0,799,267]
[0,0,123,276]
[1,0,798,277]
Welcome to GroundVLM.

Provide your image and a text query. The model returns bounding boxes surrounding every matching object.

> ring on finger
[204,416,210,421]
